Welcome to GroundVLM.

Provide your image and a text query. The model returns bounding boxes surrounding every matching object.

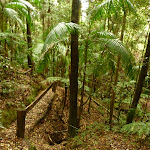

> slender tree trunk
[109,55,120,126]
[78,39,88,126]
[47,4,51,29]
[127,32,150,124]
[0,6,3,54]
[109,11,126,128]
[0,5,4,32]
[42,14,45,37]
[27,19,32,68]
[120,12,126,42]
[68,0,80,137]
[26,4,33,70]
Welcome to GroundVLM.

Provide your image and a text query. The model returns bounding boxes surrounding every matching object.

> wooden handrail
[26,83,54,113]
[16,82,54,138]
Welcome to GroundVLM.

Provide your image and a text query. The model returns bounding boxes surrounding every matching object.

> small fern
[121,122,150,139]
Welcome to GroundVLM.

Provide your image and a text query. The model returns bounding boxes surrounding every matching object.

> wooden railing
[16,83,54,138]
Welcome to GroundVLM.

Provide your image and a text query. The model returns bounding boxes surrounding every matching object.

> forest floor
[0,70,150,150]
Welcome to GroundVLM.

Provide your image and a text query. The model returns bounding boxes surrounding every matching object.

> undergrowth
[121,122,150,139]
[67,122,106,149]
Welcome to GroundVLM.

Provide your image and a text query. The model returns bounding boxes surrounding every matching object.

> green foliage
[115,80,136,102]
[0,80,29,98]
[0,32,23,40]
[0,109,17,128]
[121,122,150,139]
[4,7,23,26]
[36,22,79,73]
[0,110,5,129]
[43,76,90,92]
[0,80,17,97]
[43,22,79,51]
[43,76,69,85]
[69,122,103,149]
[86,30,136,79]
[90,0,136,21]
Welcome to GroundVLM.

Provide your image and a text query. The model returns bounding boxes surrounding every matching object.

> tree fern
[92,31,135,78]
[17,0,35,10]
[90,0,136,21]
[36,22,79,73]
[0,31,22,40]
[4,8,23,26]
[5,2,27,10]
[90,0,116,21]
[121,122,150,139]
[43,22,79,51]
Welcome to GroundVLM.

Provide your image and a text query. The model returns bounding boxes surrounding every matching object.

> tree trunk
[109,55,120,127]
[26,7,33,69]
[68,0,80,137]
[109,11,126,128]
[78,39,88,127]
[47,3,51,29]
[127,32,150,124]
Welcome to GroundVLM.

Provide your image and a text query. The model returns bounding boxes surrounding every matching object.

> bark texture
[68,0,80,137]
[127,32,150,124]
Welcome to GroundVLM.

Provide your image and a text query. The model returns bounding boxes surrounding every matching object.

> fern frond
[36,22,79,73]
[5,2,27,9]
[92,31,135,78]
[43,22,79,51]
[0,32,22,40]
[90,0,136,22]
[90,0,116,21]
[121,122,150,139]
[94,31,117,39]
[109,39,135,78]
[124,0,137,14]
[17,0,35,10]
[4,8,23,26]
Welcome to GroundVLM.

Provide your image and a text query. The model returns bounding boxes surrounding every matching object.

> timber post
[16,109,26,138]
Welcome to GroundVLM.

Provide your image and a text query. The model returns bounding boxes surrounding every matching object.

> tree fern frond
[17,0,35,10]
[4,8,23,26]
[43,22,79,51]
[0,31,23,40]
[125,0,137,14]
[57,43,68,56]
[39,22,79,68]
[95,31,117,39]
[90,0,136,22]
[93,33,135,78]
[90,0,117,21]
[5,2,27,10]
